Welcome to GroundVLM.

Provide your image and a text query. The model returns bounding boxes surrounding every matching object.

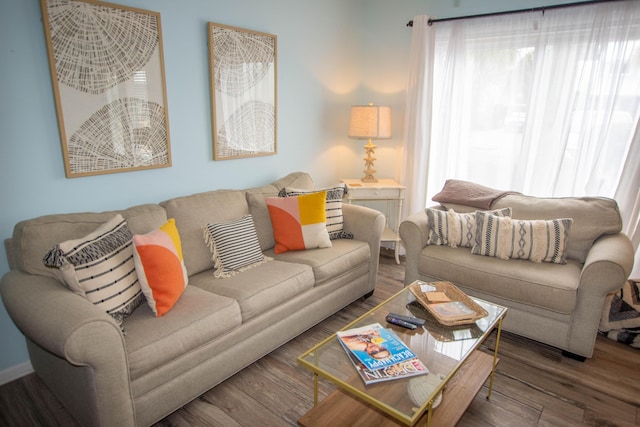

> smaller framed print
[208,22,277,160]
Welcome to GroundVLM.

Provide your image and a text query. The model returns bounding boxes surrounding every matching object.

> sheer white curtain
[399,15,435,217]
[402,1,640,276]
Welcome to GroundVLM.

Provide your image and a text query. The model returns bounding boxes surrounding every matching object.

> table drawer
[347,187,404,200]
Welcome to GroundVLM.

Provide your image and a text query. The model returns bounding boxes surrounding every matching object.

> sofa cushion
[133,219,189,317]
[42,214,146,326]
[203,214,271,278]
[124,285,241,381]
[246,192,278,251]
[417,245,581,314]
[472,212,573,264]
[426,207,511,247]
[12,204,167,279]
[189,260,314,321]
[162,190,252,276]
[266,239,370,285]
[278,183,353,240]
[266,191,332,254]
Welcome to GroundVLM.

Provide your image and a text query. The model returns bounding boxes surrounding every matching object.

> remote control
[385,314,418,330]
[387,313,426,326]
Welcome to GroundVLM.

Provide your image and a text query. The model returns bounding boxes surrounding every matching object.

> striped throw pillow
[472,211,573,264]
[278,184,353,239]
[426,207,511,247]
[43,214,145,327]
[203,214,272,278]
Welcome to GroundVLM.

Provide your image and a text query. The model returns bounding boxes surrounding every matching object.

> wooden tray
[407,281,488,326]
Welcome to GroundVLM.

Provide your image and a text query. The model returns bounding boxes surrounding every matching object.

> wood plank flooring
[1,251,639,426]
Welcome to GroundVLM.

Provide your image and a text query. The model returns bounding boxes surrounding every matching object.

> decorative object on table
[348,102,392,182]
[599,279,640,349]
[337,322,418,372]
[408,280,488,326]
[345,351,429,385]
[208,22,277,160]
[408,373,446,409]
[40,0,171,178]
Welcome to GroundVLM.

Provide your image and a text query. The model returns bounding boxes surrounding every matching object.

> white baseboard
[0,361,34,386]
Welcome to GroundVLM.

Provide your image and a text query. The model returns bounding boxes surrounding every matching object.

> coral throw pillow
[266,191,332,254]
[133,219,188,317]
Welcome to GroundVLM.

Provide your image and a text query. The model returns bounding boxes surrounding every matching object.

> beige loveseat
[1,172,385,427]
[399,182,634,359]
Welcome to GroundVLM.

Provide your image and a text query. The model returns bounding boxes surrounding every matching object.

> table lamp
[348,103,391,182]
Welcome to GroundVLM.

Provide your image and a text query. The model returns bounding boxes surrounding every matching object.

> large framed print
[41,0,171,178]
[208,22,277,160]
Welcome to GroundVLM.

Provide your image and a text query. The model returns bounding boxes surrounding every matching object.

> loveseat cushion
[124,285,241,381]
[12,204,167,279]
[188,260,314,321]
[417,245,582,314]
[490,195,621,263]
[266,239,371,285]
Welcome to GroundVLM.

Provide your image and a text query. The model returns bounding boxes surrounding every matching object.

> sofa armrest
[342,203,385,291]
[399,210,430,285]
[1,270,135,426]
[568,232,634,356]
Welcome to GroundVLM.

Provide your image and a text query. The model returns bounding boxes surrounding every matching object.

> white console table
[341,179,406,264]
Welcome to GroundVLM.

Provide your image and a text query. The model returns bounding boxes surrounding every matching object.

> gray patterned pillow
[43,214,145,327]
[472,211,573,263]
[426,207,512,248]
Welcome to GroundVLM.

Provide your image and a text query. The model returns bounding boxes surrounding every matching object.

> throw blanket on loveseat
[599,280,640,349]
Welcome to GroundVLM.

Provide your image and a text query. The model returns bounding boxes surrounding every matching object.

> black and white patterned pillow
[472,211,573,263]
[426,207,511,247]
[278,184,353,239]
[203,214,272,278]
[43,214,145,327]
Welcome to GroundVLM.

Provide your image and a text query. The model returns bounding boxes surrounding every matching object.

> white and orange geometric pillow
[265,191,332,254]
[133,219,188,317]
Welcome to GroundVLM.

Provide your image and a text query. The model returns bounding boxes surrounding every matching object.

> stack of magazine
[336,322,428,385]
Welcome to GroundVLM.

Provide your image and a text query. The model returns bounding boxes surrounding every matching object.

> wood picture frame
[41,0,171,178]
[208,22,277,160]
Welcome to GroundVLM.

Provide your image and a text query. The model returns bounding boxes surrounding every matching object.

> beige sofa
[1,172,385,427]
[400,188,634,359]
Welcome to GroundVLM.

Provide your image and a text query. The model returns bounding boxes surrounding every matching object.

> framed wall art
[41,0,171,178]
[208,22,277,160]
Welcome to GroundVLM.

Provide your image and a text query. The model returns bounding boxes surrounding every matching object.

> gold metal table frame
[297,283,507,426]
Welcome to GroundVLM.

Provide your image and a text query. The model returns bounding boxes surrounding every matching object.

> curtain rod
[406,0,624,27]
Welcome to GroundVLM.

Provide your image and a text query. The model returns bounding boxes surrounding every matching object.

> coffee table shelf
[298,350,495,427]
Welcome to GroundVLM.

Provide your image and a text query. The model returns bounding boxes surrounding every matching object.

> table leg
[313,372,319,406]
[486,317,503,400]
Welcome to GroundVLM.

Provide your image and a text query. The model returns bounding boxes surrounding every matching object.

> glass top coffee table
[297,281,507,427]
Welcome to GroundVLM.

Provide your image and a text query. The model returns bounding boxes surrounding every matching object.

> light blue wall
[0,0,576,376]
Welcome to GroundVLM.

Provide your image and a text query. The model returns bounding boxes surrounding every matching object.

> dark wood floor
[1,251,639,426]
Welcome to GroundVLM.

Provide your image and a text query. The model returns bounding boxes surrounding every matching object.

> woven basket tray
[407,281,488,326]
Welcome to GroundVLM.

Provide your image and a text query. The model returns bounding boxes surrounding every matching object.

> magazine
[428,301,476,321]
[345,351,429,385]
[336,322,417,371]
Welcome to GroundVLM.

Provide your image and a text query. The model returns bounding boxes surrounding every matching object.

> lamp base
[361,139,378,183]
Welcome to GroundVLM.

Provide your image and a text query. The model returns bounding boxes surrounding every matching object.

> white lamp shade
[348,105,392,139]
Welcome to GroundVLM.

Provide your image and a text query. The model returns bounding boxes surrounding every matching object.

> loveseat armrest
[342,203,385,291]
[1,270,135,426]
[568,232,634,357]
[580,233,634,295]
[399,210,430,285]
